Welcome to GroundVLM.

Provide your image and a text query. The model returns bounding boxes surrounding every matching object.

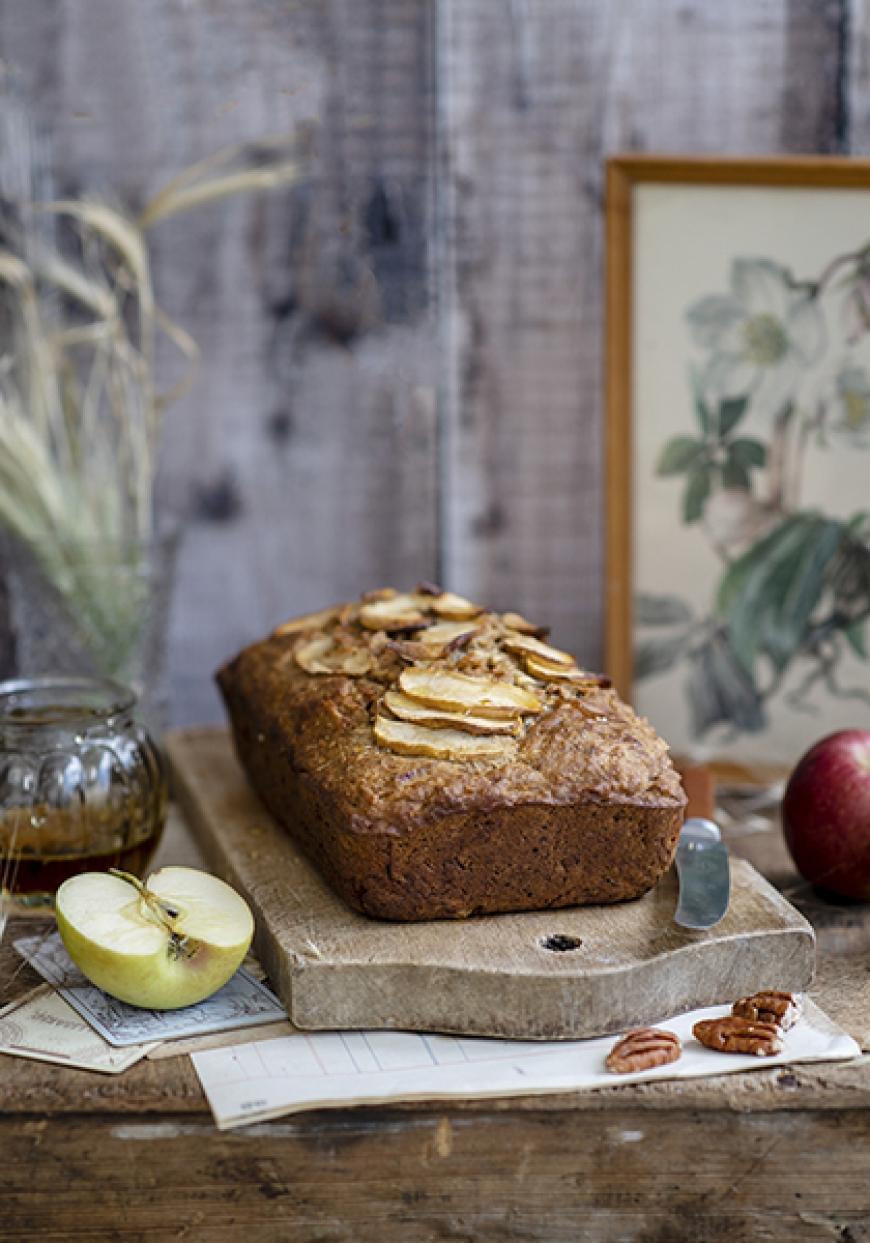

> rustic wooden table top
[2,803,868,1242]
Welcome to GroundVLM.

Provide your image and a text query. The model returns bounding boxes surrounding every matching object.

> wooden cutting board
[166,728,816,1041]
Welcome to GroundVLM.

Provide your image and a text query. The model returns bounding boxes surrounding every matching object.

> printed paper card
[0,985,158,1073]
[14,931,286,1047]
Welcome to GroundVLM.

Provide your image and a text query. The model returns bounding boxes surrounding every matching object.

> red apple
[782,729,870,901]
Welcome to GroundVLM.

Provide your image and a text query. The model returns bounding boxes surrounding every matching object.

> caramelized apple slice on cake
[272,605,341,637]
[295,635,372,677]
[417,620,482,654]
[399,666,542,719]
[374,715,518,761]
[426,592,484,621]
[523,653,609,687]
[500,611,549,638]
[383,691,522,736]
[501,633,575,668]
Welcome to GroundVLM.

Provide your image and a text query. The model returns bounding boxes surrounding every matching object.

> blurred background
[0,0,861,725]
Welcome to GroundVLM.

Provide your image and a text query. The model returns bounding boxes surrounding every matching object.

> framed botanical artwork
[606,156,870,769]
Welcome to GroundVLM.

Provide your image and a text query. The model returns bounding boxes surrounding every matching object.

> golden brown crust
[217,590,687,920]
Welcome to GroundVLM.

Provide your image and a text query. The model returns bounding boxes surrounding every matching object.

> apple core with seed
[55,866,255,1010]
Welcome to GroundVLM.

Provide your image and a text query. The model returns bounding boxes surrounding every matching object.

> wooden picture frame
[605,155,870,767]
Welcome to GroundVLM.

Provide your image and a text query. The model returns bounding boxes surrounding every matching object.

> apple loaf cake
[217,587,687,921]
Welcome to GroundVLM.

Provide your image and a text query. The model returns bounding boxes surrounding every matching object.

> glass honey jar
[0,677,167,907]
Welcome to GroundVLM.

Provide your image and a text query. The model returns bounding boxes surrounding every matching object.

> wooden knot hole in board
[540,934,583,952]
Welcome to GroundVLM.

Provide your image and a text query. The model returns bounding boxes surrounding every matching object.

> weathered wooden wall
[0,0,864,724]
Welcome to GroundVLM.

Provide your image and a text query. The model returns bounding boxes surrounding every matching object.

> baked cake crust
[217,589,686,921]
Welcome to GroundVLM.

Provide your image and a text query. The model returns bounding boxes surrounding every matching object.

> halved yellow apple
[55,867,254,1010]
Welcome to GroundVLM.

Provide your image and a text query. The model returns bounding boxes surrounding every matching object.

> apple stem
[109,868,180,931]
[109,868,147,895]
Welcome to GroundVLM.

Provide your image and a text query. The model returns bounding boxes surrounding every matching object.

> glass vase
[0,532,178,733]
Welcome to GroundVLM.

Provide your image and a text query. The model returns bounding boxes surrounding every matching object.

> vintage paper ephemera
[0,985,158,1074]
[14,931,286,1047]
[192,998,860,1130]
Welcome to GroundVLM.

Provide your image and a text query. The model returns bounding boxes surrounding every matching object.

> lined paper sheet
[192,999,860,1129]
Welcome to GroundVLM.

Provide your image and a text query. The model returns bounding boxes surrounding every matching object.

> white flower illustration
[687,258,825,420]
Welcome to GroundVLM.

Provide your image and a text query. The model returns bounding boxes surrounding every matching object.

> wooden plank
[0,0,439,727]
[846,0,870,156]
[438,0,847,673]
[1,1108,869,1241]
[166,727,815,1040]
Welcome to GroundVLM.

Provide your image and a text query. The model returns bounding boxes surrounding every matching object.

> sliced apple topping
[515,671,547,693]
[294,635,334,673]
[273,605,341,637]
[295,635,372,676]
[383,638,430,663]
[333,647,374,676]
[374,715,517,761]
[361,587,398,602]
[502,633,575,668]
[337,601,360,627]
[360,594,428,632]
[399,666,542,718]
[501,611,549,639]
[427,591,484,621]
[383,691,521,736]
[418,620,481,653]
[522,653,608,686]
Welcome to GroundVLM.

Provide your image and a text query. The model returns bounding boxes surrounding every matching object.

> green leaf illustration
[847,510,870,538]
[687,631,765,735]
[634,634,690,680]
[693,389,712,436]
[727,437,767,469]
[657,436,705,476]
[722,460,751,489]
[683,464,711,523]
[634,593,695,626]
[845,620,868,659]
[829,529,870,625]
[715,396,749,438]
[716,513,844,675]
[762,519,844,672]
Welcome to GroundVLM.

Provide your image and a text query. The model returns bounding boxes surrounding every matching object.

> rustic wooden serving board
[167,728,816,1041]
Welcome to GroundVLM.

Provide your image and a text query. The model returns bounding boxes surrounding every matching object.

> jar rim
[0,676,137,725]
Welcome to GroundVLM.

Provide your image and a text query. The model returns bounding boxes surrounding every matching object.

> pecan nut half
[605,1027,682,1074]
[693,1016,783,1056]
[732,990,801,1031]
